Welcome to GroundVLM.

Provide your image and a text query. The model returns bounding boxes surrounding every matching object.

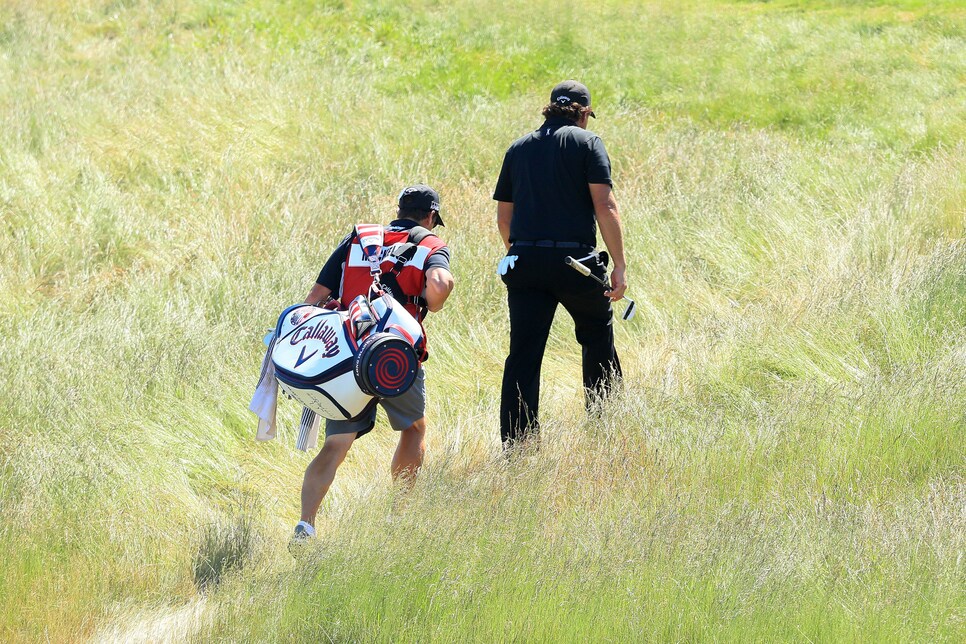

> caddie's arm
[589,183,627,302]
[424,267,455,313]
[307,239,350,306]
[305,283,332,306]
[496,201,513,251]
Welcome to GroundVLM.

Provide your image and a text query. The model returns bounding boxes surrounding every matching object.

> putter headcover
[353,333,419,397]
[355,223,385,276]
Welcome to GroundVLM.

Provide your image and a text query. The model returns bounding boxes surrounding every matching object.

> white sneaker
[288,522,314,555]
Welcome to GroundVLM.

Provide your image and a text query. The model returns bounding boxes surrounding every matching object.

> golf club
[565,256,637,321]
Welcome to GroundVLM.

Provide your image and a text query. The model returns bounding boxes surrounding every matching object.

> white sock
[296,520,316,537]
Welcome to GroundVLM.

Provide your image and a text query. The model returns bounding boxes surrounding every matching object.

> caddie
[292,184,454,543]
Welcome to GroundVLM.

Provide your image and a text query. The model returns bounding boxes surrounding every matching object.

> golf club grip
[565,256,592,276]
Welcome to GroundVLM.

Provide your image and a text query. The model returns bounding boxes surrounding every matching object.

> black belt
[512,240,594,249]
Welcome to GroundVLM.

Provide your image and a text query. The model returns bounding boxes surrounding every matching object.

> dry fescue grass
[193,510,259,592]
[0,0,963,641]
[201,363,965,640]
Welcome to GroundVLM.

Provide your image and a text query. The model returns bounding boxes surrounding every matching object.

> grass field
[1,0,964,641]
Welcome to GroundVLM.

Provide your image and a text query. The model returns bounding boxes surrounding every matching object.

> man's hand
[605,265,627,302]
[589,183,627,303]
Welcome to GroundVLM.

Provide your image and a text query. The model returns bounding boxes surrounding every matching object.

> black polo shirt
[493,117,612,247]
[316,219,451,292]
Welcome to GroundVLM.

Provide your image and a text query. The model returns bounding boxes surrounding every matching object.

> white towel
[250,334,280,441]
[250,334,321,451]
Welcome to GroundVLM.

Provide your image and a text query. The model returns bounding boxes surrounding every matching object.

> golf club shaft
[565,256,609,288]
[565,256,636,313]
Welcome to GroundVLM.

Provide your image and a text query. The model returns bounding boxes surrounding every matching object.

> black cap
[398,184,444,226]
[550,80,596,118]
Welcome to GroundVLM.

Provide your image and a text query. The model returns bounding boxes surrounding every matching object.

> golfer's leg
[560,289,622,409]
[392,417,426,481]
[300,432,357,526]
[500,287,557,444]
[582,324,622,407]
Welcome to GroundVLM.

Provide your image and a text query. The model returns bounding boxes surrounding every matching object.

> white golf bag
[271,294,425,421]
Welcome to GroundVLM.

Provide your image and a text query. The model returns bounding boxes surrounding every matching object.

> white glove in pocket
[497,255,518,276]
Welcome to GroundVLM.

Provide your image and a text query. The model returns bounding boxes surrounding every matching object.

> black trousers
[499,245,622,444]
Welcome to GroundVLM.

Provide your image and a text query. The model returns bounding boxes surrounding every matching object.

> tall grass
[0,0,963,641]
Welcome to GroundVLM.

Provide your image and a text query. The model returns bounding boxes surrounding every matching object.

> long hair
[541,102,591,122]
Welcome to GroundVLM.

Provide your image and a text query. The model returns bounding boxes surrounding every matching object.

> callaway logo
[295,346,317,368]
[290,320,340,359]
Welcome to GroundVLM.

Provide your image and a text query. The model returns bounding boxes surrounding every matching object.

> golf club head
[622,298,637,321]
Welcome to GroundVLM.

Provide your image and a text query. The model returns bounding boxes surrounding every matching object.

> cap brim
[435,212,445,227]
[590,110,596,118]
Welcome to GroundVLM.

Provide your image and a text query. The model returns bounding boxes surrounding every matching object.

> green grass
[1,0,964,641]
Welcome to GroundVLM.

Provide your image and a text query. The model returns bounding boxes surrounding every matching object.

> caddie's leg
[300,432,357,526]
[392,417,426,481]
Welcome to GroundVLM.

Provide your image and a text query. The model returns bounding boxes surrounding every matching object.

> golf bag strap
[384,224,435,275]
[405,225,434,245]
[386,244,420,275]
[403,294,428,309]
[365,280,427,312]
[383,229,433,320]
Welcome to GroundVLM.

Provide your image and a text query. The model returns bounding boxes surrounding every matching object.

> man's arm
[424,267,455,312]
[589,183,627,301]
[305,283,332,306]
[307,234,352,306]
[497,201,513,251]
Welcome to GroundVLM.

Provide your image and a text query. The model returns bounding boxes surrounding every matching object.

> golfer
[493,80,627,446]
[292,185,454,543]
